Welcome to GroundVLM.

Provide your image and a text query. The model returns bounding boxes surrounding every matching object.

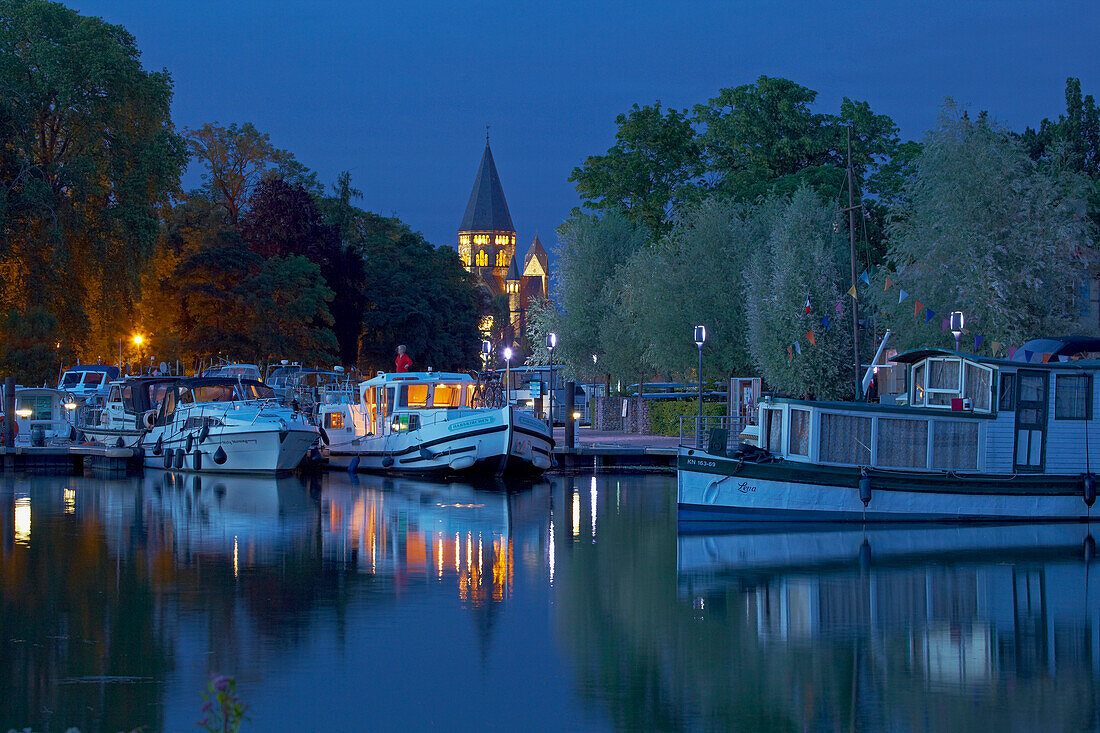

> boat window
[1019,373,1045,403]
[1055,374,1092,420]
[963,362,993,412]
[998,374,1016,411]
[60,372,83,388]
[928,359,961,391]
[432,383,463,408]
[121,385,134,411]
[932,421,978,470]
[385,387,395,421]
[83,372,104,387]
[912,363,926,405]
[762,409,782,452]
[108,386,122,404]
[160,390,178,422]
[400,384,430,408]
[877,418,928,468]
[363,388,377,429]
[819,413,871,465]
[326,412,345,430]
[148,383,172,413]
[788,408,810,456]
[17,395,53,421]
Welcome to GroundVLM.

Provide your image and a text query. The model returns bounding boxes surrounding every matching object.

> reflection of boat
[680,345,1100,521]
[140,378,319,473]
[320,371,552,476]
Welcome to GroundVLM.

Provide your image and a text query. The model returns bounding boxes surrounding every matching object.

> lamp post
[591,353,598,428]
[481,339,491,371]
[694,325,706,446]
[503,346,513,405]
[546,332,557,427]
[950,311,965,352]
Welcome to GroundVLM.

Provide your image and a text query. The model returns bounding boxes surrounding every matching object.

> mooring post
[564,381,575,453]
[3,376,14,471]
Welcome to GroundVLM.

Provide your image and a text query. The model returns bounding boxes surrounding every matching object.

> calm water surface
[2,470,1099,731]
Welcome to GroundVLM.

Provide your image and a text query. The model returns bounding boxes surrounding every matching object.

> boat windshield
[396,382,470,408]
[180,383,274,404]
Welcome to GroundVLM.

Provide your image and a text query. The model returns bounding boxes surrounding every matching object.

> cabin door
[1014,370,1048,472]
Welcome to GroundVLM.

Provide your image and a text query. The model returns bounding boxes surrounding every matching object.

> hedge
[649,400,726,436]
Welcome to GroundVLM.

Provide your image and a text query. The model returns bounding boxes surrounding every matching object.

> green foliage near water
[648,400,726,436]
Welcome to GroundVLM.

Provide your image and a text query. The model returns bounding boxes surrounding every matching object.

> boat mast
[845,126,862,401]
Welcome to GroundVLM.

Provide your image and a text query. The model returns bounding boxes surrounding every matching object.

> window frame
[1054,373,1093,421]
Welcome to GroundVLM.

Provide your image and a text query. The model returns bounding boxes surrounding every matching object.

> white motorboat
[140,377,319,474]
[77,376,178,447]
[320,371,553,476]
[679,340,1100,522]
[10,388,77,445]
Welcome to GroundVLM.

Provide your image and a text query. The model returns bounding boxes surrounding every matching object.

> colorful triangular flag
[804,297,811,315]
[1024,350,1033,363]
[1008,346,1018,359]
[847,285,858,300]
[860,270,870,286]
[821,315,830,331]
[925,308,936,324]
[805,330,816,346]
[991,341,1001,356]
[788,345,793,363]
[942,317,950,332]
[1041,353,1052,363]
[898,289,909,304]
[794,342,802,356]
[884,277,893,291]
[914,300,924,316]
[973,334,983,351]
[835,300,844,314]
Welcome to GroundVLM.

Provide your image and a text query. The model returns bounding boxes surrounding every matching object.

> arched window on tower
[475,250,488,267]
[496,250,507,267]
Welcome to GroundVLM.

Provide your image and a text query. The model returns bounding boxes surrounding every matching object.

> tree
[246,255,337,364]
[185,121,302,226]
[744,188,853,399]
[569,102,700,238]
[0,0,187,357]
[0,306,60,385]
[876,100,1095,352]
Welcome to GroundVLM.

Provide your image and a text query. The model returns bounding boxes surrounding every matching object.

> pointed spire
[523,234,548,274]
[506,254,521,282]
[459,141,515,233]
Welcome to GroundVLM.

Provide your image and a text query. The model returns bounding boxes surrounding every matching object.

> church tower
[457,139,516,298]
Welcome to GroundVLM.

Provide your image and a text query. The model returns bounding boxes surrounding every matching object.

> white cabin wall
[984,413,1017,473]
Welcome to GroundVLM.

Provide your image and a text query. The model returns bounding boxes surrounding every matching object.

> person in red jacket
[394,344,413,373]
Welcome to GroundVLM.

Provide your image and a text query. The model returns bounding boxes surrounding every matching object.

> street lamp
[590,353,598,428]
[503,346,513,405]
[950,311,964,352]
[694,325,706,445]
[546,332,557,427]
[481,339,491,371]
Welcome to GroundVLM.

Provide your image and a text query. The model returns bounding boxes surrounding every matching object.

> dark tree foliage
[0,306,60,385]
[0,0,187,359]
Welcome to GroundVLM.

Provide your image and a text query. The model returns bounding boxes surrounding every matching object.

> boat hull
[678,449,1096,522]
[328,407,552,477]
[142,427,318,474]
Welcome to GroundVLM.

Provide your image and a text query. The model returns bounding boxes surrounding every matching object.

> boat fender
[449,455,476,471]
[348,456,361,473]
[153,434,163,456]
[162,450,172,469]
[1084,474,1097,508]
[185,433,194,453]
[198,423,210,444]
[318,426,330,446]
[1085,534,1096,564]
[213,446,228,465]
[193,449,202,471]
[115,437,125,448]
[173,448,185,469]
[858,468,872,507]
[419,445,434,460]
[382,456,394,468]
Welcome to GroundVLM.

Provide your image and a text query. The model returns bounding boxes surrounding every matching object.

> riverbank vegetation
[547,76,1099,399]
[0,0,480,384]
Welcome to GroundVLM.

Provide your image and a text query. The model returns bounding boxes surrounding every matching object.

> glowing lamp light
[132,334,144,346]
[694,325,707,347]
[503,347,513,362]
[573,411,581,420]
[63,402,77,410]
[950,311,965,350]
[546,333,557,350]
[15,408,32,418]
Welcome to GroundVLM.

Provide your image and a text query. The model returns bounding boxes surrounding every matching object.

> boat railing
[678,415,747,453]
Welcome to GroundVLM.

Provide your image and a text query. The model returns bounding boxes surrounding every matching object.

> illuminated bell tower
[457,135,516,302]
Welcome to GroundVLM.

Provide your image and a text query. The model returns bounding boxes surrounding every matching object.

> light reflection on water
[1,472,1098,731]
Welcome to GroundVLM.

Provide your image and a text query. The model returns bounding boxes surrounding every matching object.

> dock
[0,445,139,478]
[550,428,677,471]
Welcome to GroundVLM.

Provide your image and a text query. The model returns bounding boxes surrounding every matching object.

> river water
[2,470,1099,731]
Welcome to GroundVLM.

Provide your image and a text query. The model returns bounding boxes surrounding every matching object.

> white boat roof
[362,371,473,386]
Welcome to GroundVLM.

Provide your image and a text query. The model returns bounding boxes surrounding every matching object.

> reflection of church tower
[457,139,516,302]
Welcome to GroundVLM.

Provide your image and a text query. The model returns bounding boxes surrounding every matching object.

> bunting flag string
[794,342,802,356]
[860,270,871,286]
[924,308,936,324]
[973,334,983,351]
[914,300,924,316]
[990,341,1002,356]
[1041,353,1052,364]
[898,289,909,304]
[805,330,816,346]
[1024,350,1033,363]
[884,277,893,291]
[847,285,858,300]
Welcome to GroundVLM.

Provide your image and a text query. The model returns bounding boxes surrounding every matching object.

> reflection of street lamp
[546,333,557,426]
[694,325,706,444]
[503,346,513,405]
[950,311,964,352]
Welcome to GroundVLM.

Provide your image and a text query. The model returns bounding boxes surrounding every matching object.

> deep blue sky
[72,0,1099,259]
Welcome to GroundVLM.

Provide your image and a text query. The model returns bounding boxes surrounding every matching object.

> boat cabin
[754,344,1100,476]
[356,372,476,436]
[100,377,179,427]
[201,363,262,381]
[58,365,120,402]
[155,378,276,426]
[12,388,74,445]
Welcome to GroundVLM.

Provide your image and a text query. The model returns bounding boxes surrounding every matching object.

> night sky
[71,0,1100,260]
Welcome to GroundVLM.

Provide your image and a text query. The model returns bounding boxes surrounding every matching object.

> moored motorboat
[77,376,178,447]
[679,343,1100,522]
[320,370,553,476]
[140,377,318,474]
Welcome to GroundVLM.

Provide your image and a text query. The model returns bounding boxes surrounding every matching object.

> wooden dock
[550,428,677,471]
[0,445,139,478]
